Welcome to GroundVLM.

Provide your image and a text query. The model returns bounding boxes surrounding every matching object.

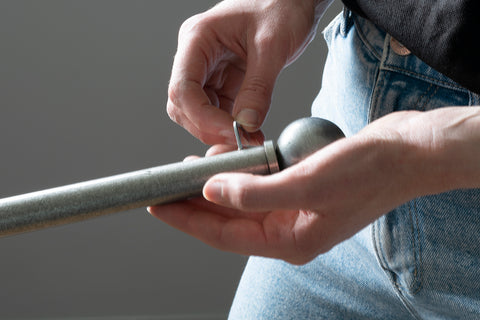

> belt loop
[341,7,354,37]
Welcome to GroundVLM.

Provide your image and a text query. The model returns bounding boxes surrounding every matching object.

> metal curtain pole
[0,117,344,237]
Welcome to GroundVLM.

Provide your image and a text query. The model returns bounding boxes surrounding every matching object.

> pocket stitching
[382,65,469,93]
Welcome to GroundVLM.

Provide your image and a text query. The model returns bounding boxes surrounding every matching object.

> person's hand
[166,0,333,145]
[150,108,480,265]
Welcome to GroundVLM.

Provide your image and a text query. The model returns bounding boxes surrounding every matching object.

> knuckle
[255,32,277,49]
[167,80,182,107]
[179,13,211,40]
[242,76,272,101]
[179,14,203,36]
[166,101,179,123]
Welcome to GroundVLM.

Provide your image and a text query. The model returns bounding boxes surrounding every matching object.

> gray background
[0,1,342,319]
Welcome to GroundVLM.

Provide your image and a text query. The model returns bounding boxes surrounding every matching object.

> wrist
[396,108,480,196]
[355,108,480,201]
[434,107,480,191]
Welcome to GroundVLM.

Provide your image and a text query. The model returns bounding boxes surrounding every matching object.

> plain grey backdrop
[0,1,342,319]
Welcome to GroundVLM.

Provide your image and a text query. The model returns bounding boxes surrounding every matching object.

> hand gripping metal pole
[0,117,344,237]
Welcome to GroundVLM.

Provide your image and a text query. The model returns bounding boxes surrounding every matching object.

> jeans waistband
[345,9,473,93]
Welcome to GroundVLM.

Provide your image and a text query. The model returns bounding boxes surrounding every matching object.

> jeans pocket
[369,68,472,121]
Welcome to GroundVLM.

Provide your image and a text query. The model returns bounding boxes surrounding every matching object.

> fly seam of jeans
[374,202,423,295]
[371,219,423,320]
[372,220,386,270]
[372,217,407,293]
[408,198,424,294]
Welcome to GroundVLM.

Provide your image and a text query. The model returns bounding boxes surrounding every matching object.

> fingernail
[204,180,224,203]
[235,109,259,129]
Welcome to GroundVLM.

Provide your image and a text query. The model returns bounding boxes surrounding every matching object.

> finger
[244,130,265,146]
[202,148,333,212]
[167,80,234,144]
[148,200,315,263]
[168,27,236,144]
[201,172,333,262]
[167,99,237,145]
[148,201,284,257]
[204,86,220,109]
[183,155,201,162]
[202,173,301,212]
[204,133,264,158]
[202,134,353,212]
[206,61,244,113]
[205,144,237,157]
[232,45,285,132]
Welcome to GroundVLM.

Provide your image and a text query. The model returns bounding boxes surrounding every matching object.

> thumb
[233,52,283,132]
[203,169,311,212]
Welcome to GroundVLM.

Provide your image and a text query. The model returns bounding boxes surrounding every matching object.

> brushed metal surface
[0,144,274,236]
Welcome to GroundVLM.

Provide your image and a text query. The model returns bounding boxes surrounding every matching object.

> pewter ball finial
[276,117,345,170]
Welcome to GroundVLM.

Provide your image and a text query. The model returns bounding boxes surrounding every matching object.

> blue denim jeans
[228,11,480,320]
